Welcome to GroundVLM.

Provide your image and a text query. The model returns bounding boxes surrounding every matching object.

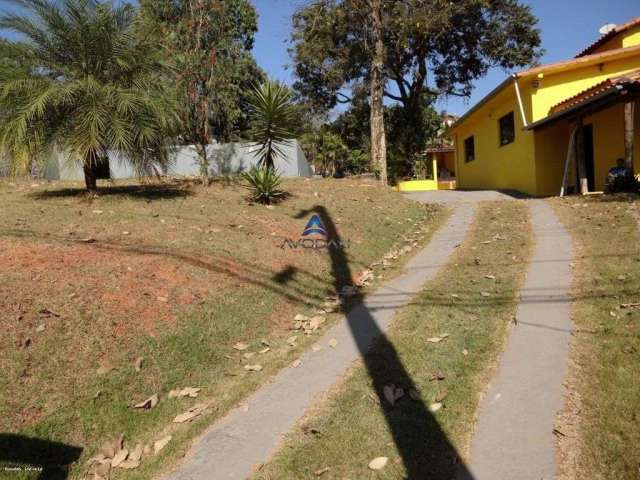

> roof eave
[446,75,516,134]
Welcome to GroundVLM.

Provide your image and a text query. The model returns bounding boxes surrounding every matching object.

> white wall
[44,140,312,180]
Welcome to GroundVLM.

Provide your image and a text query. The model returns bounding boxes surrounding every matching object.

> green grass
[0,176,446,480]
[551,195,640,480]
[252,200,533,480]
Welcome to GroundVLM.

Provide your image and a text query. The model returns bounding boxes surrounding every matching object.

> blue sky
[253,0,640,116]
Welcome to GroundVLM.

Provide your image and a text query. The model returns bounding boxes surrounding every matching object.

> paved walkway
[459,200,573,480]
[164,202,475,480]
[404,189,527,204]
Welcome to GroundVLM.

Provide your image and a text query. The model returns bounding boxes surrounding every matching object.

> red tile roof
[576,18,640,58]
[549,69,640,114]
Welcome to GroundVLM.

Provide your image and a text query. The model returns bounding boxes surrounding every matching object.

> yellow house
[449,17,640,197]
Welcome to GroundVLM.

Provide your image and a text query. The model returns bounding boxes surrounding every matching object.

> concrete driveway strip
[164,202,475,480]
[460,200,573,480]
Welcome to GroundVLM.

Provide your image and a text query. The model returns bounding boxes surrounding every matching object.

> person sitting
[605,158,636,193]
[608,158,630,179]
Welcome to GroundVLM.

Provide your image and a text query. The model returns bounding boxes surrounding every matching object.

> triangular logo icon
[302,215,327,237]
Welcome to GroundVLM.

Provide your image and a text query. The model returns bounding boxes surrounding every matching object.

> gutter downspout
[512,74,529,128]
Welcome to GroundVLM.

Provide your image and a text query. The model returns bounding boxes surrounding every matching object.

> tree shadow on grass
[29,183,193,201]
[294,205,474,479]
[0,434,82,480]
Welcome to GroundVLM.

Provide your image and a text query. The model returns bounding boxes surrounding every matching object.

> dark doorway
[583,124,595,192]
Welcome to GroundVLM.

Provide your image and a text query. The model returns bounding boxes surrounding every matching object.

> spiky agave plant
[241,166,287,204]
[246,80,297,171]
[0,0,179,190]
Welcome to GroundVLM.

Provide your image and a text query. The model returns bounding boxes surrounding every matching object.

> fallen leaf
[309,315,326,329]
[80,237,96,243]
[258,347,270,354]
[96,363,114,376]
[314,467,330,476]
[383,385,396,405]
[480,291,492,297]
[244,364,263,372]
[233,342,250,351]
[111,449,128,468]
[435,390,448,402]
[173,404,206,423]
[117,459,140,469]
[427,337,443,343]
[312,345,322,352]
[157,296,169,303]
[243,352,256,359]
[153,436,172,454]
[328,338,338,348]
[462,349,469,356]
[291,359,302,368]
[129,444,143,463]
[484,274,496,280]
[134,356,144,372]
[92,210,104,215]
[294,314,309,322]
[429,402,443,412]
[133,394,159,410]
[35,323,45,332]
[368,456,389,470]
[100,438,120,459]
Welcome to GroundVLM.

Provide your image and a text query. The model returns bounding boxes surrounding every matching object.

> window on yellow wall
[464,136,475,163]
[499,112,515,146]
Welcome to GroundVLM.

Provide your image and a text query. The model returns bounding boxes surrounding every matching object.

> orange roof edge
[576,17,640,58]
[517,43,640,79]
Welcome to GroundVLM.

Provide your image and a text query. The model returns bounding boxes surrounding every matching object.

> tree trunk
[624,101,635,174]
[369,0,387,185]
[83,159,98,192]
[198,142,209,186]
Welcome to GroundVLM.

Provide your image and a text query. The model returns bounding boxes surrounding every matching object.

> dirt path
[460,200,573,480]
[163,202,475,480]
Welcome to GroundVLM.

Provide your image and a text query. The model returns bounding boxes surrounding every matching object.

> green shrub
[241,167,288,204]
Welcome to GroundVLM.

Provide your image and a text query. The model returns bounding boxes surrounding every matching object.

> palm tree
[0,0,178,191]
[247,80,297,171]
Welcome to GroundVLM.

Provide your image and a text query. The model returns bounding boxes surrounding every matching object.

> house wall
[528,54,640,121]
[454,86,538,196]
[534,103,640,196]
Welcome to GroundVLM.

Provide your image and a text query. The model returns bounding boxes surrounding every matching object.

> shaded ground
[0,176,443,479]
[551,194,640,480]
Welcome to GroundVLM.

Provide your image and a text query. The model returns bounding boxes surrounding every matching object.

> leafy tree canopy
[291,0,543,113]
[0,0,179,190]
[140,0,264,183]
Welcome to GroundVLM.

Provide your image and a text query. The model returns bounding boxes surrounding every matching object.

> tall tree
[368,0,387,183]
[0,0,178,191]
[291,0,543,181]
[141,0,260,185]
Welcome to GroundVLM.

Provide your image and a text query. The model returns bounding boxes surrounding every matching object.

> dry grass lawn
[551,195,640,480]
[0,176,445,480]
